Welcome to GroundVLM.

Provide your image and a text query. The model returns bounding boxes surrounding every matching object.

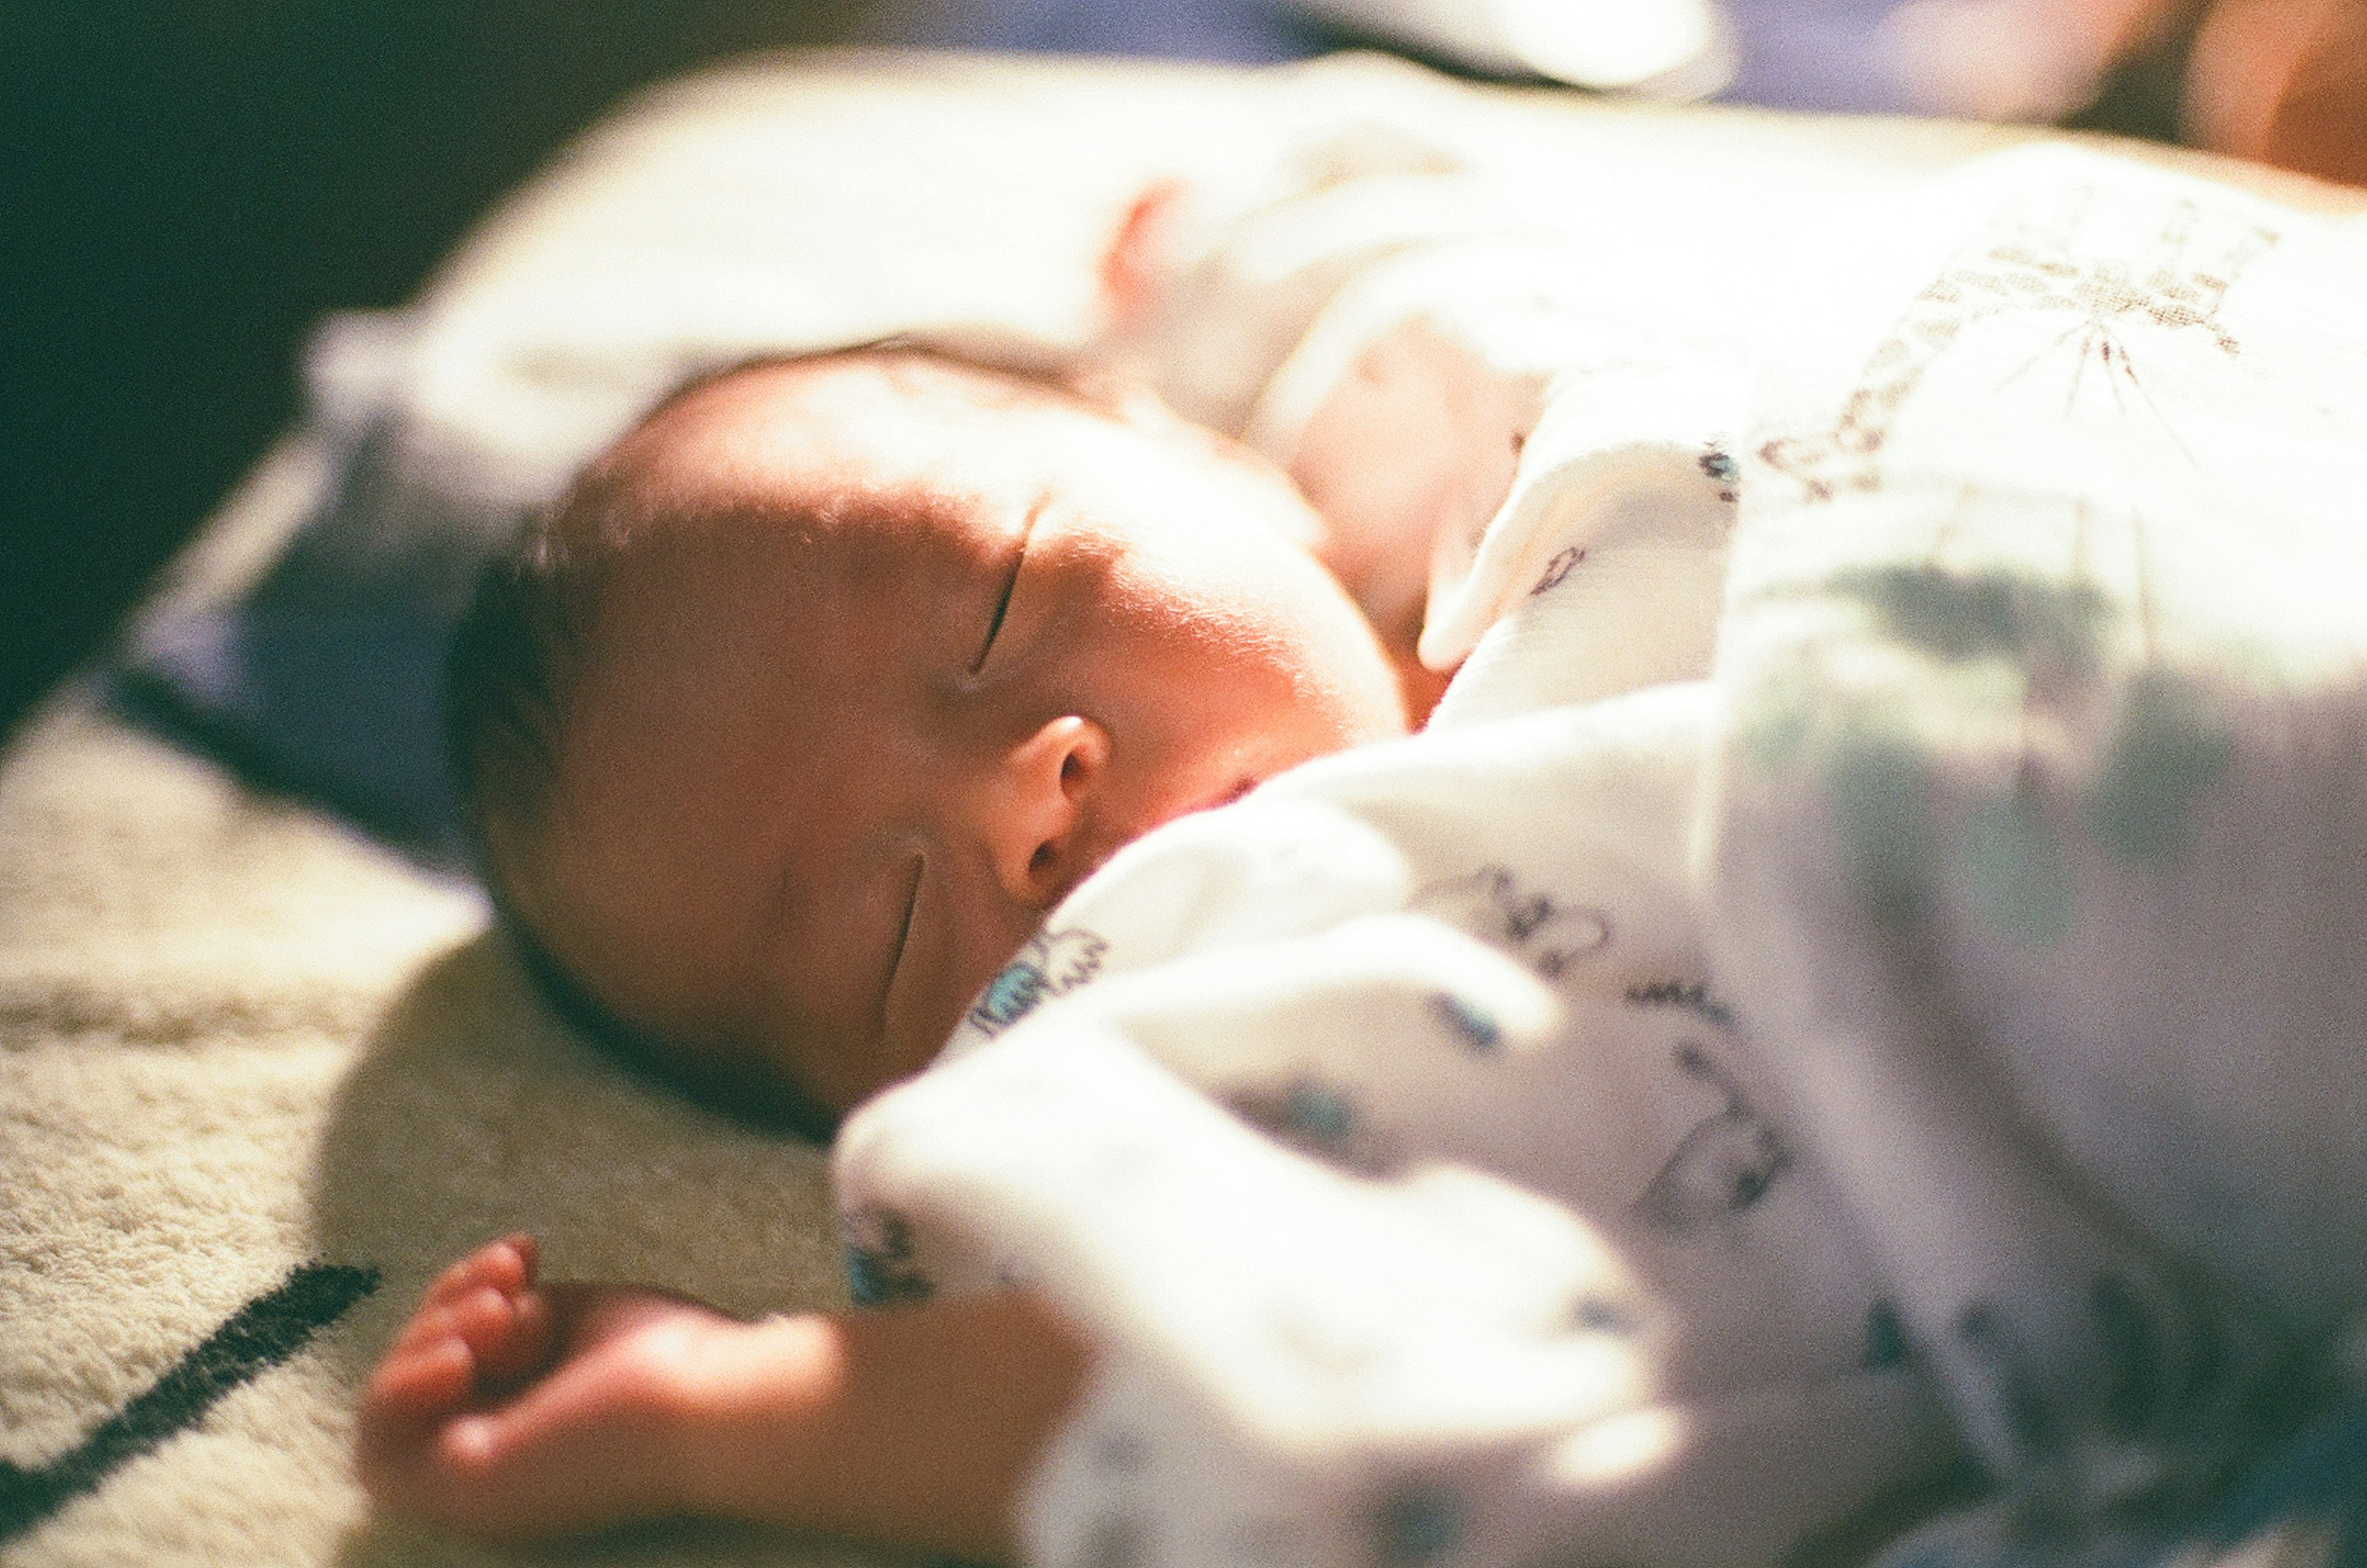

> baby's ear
[1098,178,1190,335]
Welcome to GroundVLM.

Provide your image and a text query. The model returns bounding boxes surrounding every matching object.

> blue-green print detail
[1742,556,2234,942]
[845,1244,934,1307]
[1378,1487,1463,1565]
[1428,992,1500,1051]
[843,1209,932,1307]
[1572,1296,1636,1336]
[973,962,1044,1031]
[1281,1084,1355,1146]
[2079,671,2232,870]
[965,928,1108,1037]
[1820,725,1941,930]
[1955,788,2075,947]
[1828,564,2111,682]
[1864,1301,1910,1371]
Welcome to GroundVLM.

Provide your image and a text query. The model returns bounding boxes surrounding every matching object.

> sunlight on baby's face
[501,355,1408,1119]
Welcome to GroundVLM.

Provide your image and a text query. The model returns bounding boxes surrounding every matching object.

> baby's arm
[356,1235,1088,1560]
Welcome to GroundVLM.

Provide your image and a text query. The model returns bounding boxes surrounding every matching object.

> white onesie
[833,681,1962,1568]
[836,194,1964,1564]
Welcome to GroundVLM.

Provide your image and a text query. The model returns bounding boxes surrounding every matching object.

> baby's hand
[355,1235,735,1543]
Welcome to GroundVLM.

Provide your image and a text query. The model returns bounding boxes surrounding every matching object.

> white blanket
[1707,147,2367,1508]
[835,145,2367,1568]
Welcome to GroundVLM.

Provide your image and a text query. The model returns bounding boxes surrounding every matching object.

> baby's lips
[1094,762,1270,889]
[1169,772,1261,827]
[1208,775,1260,811]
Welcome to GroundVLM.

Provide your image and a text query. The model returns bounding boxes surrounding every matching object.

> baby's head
[448,347,1407,1133]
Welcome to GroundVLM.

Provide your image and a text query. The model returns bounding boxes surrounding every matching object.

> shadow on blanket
[306,936,869,1564]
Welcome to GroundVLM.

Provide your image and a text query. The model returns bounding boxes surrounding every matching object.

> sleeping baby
[356,342,1415,1554]
[361,138,2367,1568]
[351,312,1796,1560]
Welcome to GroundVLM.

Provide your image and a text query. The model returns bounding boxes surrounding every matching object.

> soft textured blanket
[0,688,859,1567]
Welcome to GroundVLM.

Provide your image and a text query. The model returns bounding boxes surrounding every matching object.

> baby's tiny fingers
[424,1259,477,1307]
[366,1336,475,1419]
[391,1301,462,1357]
[423,1235,539,1309]
[472,1288,557,1389]
[484,1233,539,1290]
[444,1285,523,1366]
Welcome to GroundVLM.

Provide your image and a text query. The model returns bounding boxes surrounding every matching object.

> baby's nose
[981,714,1109,910]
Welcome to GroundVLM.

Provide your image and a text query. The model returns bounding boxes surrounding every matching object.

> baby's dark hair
[442,496,849,1139]
[443,506,577,864]
[441,341,1131,1140]
[447,489,859,1141]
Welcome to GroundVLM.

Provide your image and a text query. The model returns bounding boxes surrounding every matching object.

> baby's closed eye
[974,494,1043,673]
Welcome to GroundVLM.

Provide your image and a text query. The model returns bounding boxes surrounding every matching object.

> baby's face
[501,357,1407,1119]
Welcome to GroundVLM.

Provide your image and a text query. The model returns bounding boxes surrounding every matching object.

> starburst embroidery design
[1762,186,2278,503]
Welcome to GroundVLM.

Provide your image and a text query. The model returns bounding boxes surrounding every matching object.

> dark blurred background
[0,0,1335,747]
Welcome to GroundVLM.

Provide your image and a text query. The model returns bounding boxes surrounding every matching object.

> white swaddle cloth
[835,243,1939,1564]
[1700,145,2367,1504]
[841,141,2367,1568]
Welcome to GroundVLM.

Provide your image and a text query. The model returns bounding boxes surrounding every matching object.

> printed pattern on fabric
[969,928,1110,1038]
[1711,146,2367,1538]
[843,144,2367,1568]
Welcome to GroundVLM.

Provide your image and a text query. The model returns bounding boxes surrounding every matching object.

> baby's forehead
[631,351,1096,478]
[606,349,1300,555]
[589,361,1090,559]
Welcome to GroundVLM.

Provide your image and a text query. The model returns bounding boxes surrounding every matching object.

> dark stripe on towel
[0,1260,380,1544]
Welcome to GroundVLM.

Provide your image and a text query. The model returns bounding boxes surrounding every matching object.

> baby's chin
[1132,715,1381,853]
[1149,745,1318,842]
